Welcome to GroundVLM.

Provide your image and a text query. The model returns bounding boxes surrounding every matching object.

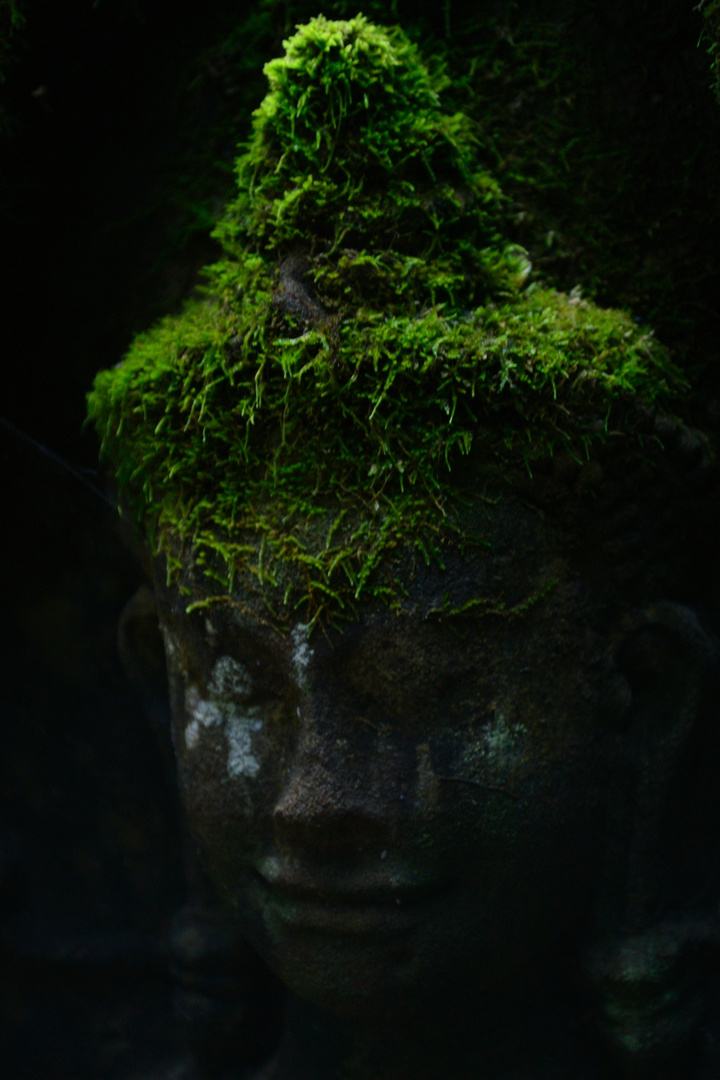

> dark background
[1,1,719,1076]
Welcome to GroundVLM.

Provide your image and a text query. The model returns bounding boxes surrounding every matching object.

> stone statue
[89,16,720,1078]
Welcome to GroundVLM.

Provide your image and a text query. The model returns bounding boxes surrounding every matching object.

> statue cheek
[179,681,278,800]
[182,682,265,781]
[166,650,272,786]
[459,710,529,783]
[174,709,279,874]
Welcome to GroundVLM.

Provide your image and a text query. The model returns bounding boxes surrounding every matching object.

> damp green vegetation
[191,1,720,367]
[0,0,23,66]
[123,1,720,374]
[0,0,24,131]
[426,578,559,621]
[699,0,720,104]
[89,15,682,625]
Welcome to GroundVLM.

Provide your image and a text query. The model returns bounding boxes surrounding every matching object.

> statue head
[89,15,720,1077]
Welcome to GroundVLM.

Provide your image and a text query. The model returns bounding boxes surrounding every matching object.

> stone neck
[257,972,592,1080]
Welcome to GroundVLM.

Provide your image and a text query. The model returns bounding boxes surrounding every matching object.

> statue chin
[107,491,719,1078]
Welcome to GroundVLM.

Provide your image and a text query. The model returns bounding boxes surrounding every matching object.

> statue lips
[250,857,440,936]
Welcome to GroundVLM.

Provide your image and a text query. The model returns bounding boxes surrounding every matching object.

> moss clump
[88,14,682,624]
[213,12,528,309]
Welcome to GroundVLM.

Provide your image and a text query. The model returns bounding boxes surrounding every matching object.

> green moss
[88,14,683,625]
[213,13,527,303]
[0,0,24,132]
[0,0,23,68]
[699,0,720,105]
[142,2,720,372]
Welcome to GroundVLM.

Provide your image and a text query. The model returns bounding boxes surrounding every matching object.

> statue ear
[587,603,720,1074]
[616,602,717,741]
[117,584,170,727]
[614,602,719,921]
[117,585,177,790]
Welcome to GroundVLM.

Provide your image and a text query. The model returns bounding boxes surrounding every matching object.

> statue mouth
[249,859,440,934]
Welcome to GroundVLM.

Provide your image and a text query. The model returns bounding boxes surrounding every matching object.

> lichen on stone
[87,14,683,625]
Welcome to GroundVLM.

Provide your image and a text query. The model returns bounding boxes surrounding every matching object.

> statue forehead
[160,491,560,614]
[155,498,590,701]
[157,547,609,784]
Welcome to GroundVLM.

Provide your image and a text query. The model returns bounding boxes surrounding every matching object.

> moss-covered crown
[88,14,681,624]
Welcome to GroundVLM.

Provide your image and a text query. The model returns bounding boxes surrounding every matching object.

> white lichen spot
[182,656,264,779]
[226,708,263,778]
[185,684,223,729]
[478,712,527,769]
[160,624,177,659]
[290,623,314,683]
[414,742,440,814]
[208,655,253,699]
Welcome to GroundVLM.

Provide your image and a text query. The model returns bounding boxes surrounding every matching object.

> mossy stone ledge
[87,14,683,625]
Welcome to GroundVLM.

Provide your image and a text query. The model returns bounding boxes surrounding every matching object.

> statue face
[154,504,629,1023]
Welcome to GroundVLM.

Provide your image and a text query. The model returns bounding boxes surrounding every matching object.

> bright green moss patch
[213,12,529,308]
[88,15,683,624]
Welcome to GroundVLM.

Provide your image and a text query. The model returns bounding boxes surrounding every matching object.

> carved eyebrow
[187,601,286,653]
[432,772,519,800]
[184,593,286,639]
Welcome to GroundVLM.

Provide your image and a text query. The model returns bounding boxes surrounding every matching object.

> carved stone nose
[272,756,386,855]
